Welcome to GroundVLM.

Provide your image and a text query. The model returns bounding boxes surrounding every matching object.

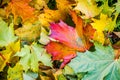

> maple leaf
[38,0,73,27]
[0,18,18,47]
[46,11,95,68]
[7,62,23,80]
[115,0,120,13]
[68,42,120,80]
[39,27,50,45]
[0,41,20,71]
[15,21,41,41]
[50,11,95,51]
[91,13,114,44]
[45,42,76,68]
[74,0,101,18]
[15,43,52,72]
[70,10,95,50]
[50,20,84,51]
[6,0,34,22]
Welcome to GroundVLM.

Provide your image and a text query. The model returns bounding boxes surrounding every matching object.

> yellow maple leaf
[91,13,112,44]
[15,21,41,41]
[0,41,20,71]
[38,0,74,27]
[74,0,101,18]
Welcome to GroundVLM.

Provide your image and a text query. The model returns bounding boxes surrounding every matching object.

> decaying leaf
[6,0,34,22]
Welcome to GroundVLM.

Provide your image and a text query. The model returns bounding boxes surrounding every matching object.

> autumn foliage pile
[0,0,120,80]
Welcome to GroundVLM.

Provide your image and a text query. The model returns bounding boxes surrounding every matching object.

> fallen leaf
[0,40,20,71]
[70,10,95,50]
[50,20,86,51]
[15,43,52,72]
[6,0,34,22]
[74,0,101,18]
[39,27,50,45]
[38,0,73,27]
[91,13,113,44]
[113,41,120,49]
[0,18,18,47]
[46,11,95,68]
[113,32,120,38]
[46,42,76,68]
[15,21,41,41]
[68,42,120,80]
[7,62,23,80]
[115,0,120,13]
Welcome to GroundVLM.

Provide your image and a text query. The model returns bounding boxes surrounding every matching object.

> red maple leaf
[46,10,95,68]
[45,42,76,68]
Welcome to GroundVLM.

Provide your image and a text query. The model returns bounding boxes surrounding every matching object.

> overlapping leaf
[74,0,101,18]
[70,10,95,50]
[38,0,73,27]
[46,11,95,68]
[46,42,76,68]
[91,13,113,44]
[68,43,120,80]
[6,0,34,22]
[15,21,41,41]
[0,41,20,71]
[7,62,23,80]
[0,18,18,47]
[15,43,52,72]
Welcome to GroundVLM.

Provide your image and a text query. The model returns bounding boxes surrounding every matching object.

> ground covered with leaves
[0,0,120,80]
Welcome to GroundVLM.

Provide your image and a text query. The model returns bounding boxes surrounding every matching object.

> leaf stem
[0,53,6,60]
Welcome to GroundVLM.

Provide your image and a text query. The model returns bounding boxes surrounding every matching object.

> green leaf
[23,73,34,80]
[115,0,120,13]
[0,18,18,47]
[39,27,50,45]
[58,74,67,80]
[63,65,74,75]
[101,0,114,16]
[32,43,52,67]
[15,45,32,72]
[68,43,120,80]
[65,72,86,80]
[7,62,23,80]
[15,43,52,72]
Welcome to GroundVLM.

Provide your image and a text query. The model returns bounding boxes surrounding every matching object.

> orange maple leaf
[70,10,95,50]
[45,42,76,68]
[6,0,34,22]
